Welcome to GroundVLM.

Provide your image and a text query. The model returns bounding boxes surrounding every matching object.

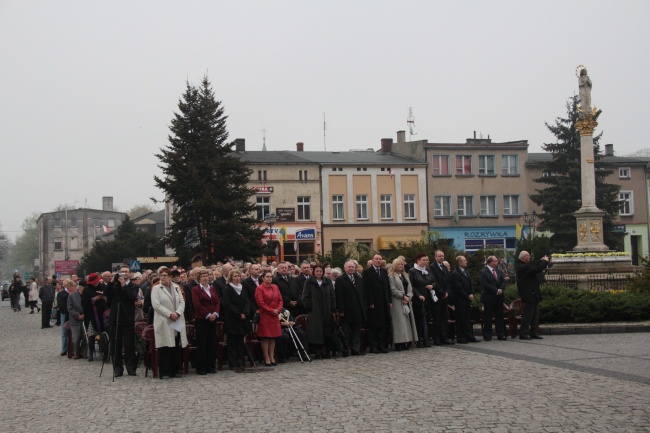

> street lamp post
[523,211,537,238]
[264,213,277,258]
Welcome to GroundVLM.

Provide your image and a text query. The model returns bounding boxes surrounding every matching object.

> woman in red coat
[255,270,283,366]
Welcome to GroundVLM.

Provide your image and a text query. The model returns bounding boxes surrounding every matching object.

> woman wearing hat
[151,267,188,379]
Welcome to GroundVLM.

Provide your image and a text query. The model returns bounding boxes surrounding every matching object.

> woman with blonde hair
[388,258,418,351]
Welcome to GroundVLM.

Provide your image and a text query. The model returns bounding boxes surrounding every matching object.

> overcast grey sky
[1,1,648,240]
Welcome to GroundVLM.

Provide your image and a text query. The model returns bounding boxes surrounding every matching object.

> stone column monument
[573,66,609,252]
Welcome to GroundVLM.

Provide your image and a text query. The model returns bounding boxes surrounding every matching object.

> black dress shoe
[197,370,207,375]
[483,337,492,341]
[468,339,480,343]
[114,372,124,378]
[379,347,388,353]
[456,340,468,344]
[497,336,508,341]
[530,335,543,339]
[207,369,217,374]
[441,340,455,345]
[369,347,380,354]
[127,371,137,376]
[519,335,531,340]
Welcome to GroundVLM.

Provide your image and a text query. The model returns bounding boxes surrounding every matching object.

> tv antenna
[407,107,417,140]
[261,127,267,151]
[323,112,327,151]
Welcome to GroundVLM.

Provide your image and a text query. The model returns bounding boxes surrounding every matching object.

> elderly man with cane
[516,251,550,340]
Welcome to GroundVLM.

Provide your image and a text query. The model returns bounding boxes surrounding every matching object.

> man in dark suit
[104,266,139,377]
[336,260,367,356]
[274,262,302,318]
[362,254,392,354]
[479,255,507,341]
[213,263,233,301]
[430,249,454,345]
[288,262,311,316]
[450,255,479,344]
[181,269,197,323]
[515,251,550,340]
[241,263,262,316]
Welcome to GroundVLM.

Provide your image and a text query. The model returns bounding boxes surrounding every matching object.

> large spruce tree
[530,96,623,252]
[154,76,261,263]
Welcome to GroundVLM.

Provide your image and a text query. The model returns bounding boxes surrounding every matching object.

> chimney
[296,142,304,152]
[234,138,245,152]
[473,131,476,139]
[605,143,614,156]
[381,138,393,153]
[102,196,113,212]
[396,130,406,143]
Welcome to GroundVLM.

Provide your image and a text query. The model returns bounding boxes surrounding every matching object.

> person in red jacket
[191,269,221,375]
[255,270,283,366]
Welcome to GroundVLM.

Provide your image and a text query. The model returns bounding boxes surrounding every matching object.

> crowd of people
[10,250,550,379]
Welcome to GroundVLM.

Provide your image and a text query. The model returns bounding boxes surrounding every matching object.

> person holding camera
[515,251,550,340]
[104,266,140,376]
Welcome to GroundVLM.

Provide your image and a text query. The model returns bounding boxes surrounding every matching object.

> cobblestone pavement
[1,299,649,433]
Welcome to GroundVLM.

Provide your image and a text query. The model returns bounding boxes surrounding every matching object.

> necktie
[350,274,355,285]
[492,269,498,280]
[283,276,288,282]
[376,267,381,279]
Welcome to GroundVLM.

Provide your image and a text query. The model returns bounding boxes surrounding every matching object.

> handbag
[252,313,260,324]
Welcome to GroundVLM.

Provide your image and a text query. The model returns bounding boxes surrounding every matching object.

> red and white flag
[102,225,110,234]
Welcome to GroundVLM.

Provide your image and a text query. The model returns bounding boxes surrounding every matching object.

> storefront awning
[377,236,422,250]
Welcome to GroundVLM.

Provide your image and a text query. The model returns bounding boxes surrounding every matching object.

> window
[356,195,368,220]
[70,237,79,250]
[503,195,520,215]
[480,196,498,216]
[257,170,267,181]
[67,217,76,228]
[619,191,633,216]
[457,196,474,217]
[332,195,345,220]
[331,167,342,172]
[93,218,100,227]
[54,218,62,228]
[404,194,416,219]
[478,155,496,175]
[299,170,308,181]
[619,167,631,179]
[432,155,450,176]
[434,196,452,217]
[331,241,346,252]
[256,196,270,220]
[107,219,115,228]
[54,238,62,251]
[356,167,367,172]
[455,155,472,175]
[380,194,392,219]
[297,196,311,220]
[502,155,519,175]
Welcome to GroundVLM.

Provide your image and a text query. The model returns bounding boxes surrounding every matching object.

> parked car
[1,283,9,301]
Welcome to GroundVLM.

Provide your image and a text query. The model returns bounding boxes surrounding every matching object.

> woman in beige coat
[388,258,418,351]
[151,267,188,379]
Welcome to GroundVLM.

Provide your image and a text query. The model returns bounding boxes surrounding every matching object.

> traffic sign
[129,260,141,271]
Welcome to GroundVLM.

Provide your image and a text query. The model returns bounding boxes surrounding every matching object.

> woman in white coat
[388,258,418,351]
[151,267,188,379]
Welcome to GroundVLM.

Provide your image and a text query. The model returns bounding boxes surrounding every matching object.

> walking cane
[279,312,311,362]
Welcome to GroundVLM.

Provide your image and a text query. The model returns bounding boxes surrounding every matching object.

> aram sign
[252,186,273,193]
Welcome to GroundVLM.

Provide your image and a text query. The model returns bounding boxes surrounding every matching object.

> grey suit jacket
[67,291,84,326]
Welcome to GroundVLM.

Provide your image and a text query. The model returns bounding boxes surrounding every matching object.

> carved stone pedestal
[573,209,609,252]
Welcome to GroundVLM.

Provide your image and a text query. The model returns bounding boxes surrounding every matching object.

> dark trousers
[23,289,30,308]
[519,302,540,337]
[454,301,474,342]
[10,292,21,310]
[226,333,244,368]
[483,302,506,339]
[412,303,428,345]
[431,302,450,343]
[42,302,53,328]
[195,319,217,372]
[112,321,136,374]
[158,345,179,378]
[340,320,362,353]
[367,325,387,350]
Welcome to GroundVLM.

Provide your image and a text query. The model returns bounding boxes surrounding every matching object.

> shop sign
[252,186,274,193]
[276,208,295,222]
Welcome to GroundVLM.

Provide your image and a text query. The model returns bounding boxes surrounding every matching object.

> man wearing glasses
[105,266,140,377]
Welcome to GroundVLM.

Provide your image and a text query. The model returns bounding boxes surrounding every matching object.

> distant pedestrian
[39,278,56,329]
[28,277,40,314]
[57,281,71,356]
[9,275,24,312]
[515,251,550,340]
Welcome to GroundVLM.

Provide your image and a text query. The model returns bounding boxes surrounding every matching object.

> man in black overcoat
[241,263,262,317]
[274,262,302,318]
[450,255,478,344]
[361,254,391,354]
[515,251,549,340]
[430,250,454,345]
[104,266,140,376]
[335,260,367,356]
[479,255,507,341]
